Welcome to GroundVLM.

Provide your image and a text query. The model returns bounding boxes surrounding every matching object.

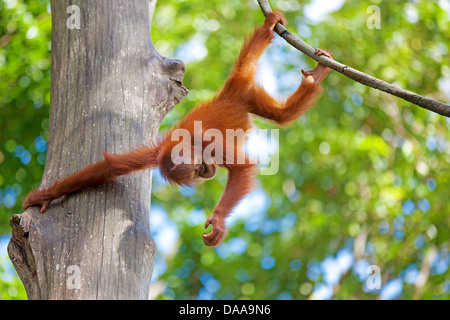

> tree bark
[8,0,187,300]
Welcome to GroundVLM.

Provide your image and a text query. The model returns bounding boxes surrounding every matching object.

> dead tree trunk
[8,0,187,299]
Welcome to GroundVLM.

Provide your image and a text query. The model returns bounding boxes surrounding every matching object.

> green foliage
[0,0,51,234]
[0,255,26,299]
[1,0,449,300]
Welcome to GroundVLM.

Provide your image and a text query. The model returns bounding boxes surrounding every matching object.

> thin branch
[257,0,450,118]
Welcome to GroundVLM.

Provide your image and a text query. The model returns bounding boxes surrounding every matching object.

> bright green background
[1,0,449,300]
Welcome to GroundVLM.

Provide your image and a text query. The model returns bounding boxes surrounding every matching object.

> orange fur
[22,11,332,246]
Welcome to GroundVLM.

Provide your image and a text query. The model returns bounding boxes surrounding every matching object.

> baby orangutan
[23,11,332,246]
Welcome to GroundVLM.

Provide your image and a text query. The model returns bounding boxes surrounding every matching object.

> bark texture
[8,0,187,299]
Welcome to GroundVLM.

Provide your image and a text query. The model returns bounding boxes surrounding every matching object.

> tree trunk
[8,0,187,300]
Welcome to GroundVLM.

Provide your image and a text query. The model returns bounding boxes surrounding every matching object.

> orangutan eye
[194,164,207,178]
[198,164,207,176]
